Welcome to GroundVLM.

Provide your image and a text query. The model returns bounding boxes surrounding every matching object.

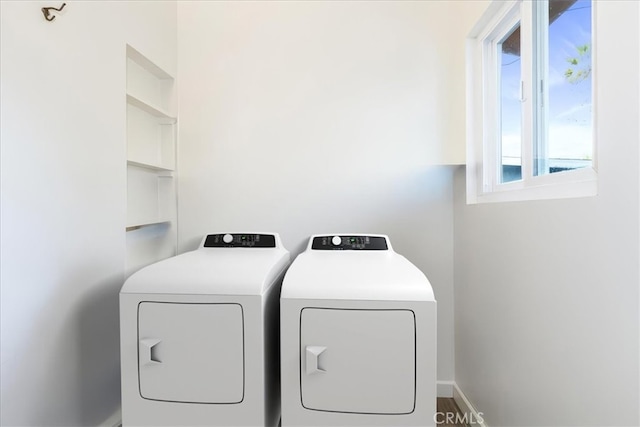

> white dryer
[280,234,436,426]
[120,233,290,427]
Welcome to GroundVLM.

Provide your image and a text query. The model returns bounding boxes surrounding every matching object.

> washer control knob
[331,235,342,246]
[223,234,234,244]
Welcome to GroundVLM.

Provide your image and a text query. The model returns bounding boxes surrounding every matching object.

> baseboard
[437,381,455,398]
[452,383,488,427]
[99,407,122,427]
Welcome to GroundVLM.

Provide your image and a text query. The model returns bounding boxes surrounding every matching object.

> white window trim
[481,3,522,191]
[466,0,598,204]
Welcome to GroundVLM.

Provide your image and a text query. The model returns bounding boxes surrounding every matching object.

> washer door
[138,302,244,403]
[300,308,415,414]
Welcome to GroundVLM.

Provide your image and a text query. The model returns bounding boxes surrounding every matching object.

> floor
[437,397,468,427]
[117,399,468,427]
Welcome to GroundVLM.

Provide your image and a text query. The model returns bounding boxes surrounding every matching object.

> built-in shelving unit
[125,44,177,276]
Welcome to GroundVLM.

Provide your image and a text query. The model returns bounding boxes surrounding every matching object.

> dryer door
[300,308,415,414]
[138,302,244,403]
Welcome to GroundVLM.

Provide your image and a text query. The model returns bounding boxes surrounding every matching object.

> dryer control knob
[331,235,342,246]
[223,234,234,244]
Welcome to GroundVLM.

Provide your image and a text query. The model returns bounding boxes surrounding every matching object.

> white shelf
[125,44,177,276]
[127,165,175,231]
[127,159,174,172]
[126,219,171,232]
[126,93,175,122]
[127,102,175,170]
[126,45,173,80]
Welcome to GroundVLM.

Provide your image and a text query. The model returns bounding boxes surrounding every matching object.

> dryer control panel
[311,235,388,251]
[204,233,276,248]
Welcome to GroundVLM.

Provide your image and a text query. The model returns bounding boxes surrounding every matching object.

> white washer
[280,234,437,427]
[120,233,290,427]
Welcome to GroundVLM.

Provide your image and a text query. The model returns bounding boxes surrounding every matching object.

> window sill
[468,167,597,204]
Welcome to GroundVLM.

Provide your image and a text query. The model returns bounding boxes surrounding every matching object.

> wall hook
[42,3,66,22]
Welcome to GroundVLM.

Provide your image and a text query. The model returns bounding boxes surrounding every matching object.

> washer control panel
[204,233,276,248]
[311,235,388,251]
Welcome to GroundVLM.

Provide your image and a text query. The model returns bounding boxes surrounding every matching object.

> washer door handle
[305,346,326,375]
[140,338,162,365]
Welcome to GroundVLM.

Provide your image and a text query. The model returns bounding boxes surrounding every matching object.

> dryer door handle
[140,338,162,365]
[305,346,326,375]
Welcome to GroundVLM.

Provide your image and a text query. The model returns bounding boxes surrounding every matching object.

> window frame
[466,0,597,204]
[482,2,524,188]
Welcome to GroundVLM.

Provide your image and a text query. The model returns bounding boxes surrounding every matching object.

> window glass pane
[538,0,592,175]
[499,23,522,183]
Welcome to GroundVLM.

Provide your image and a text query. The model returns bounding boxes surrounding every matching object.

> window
[467,0,596,203]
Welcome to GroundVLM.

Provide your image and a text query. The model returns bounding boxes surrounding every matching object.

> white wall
[454,1,640,426]
[0,2,176,425]
[177,1,473,385]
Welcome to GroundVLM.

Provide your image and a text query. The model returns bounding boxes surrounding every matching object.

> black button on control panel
[311,235,388,251]
[204,234,276,248]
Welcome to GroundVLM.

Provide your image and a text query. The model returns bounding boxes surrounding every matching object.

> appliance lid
[280,250,435,302]
[121,232,290,295]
